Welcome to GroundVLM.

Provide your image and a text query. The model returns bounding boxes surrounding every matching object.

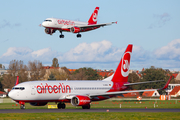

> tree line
[0,59,102,90]
[0,58,179,93]
[128,66,179,94]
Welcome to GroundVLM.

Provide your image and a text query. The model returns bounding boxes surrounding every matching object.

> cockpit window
[44,20,52,22]
[12,87,25,90]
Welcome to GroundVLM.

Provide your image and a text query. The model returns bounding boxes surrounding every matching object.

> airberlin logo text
[36,83,71,94]
[80,100,91,103]
[57,20,75,26]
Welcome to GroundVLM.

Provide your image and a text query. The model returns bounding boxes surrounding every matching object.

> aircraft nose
[8,91,15,99]
[42,22,46,27]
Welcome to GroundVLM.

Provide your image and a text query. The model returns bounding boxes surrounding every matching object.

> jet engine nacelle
[70,26,81,33]
[71,95,91,106]
[44,28,55,35]
[30,102,48,106]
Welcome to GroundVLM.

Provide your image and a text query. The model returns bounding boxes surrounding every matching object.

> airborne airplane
[8,44,172,109]
[41,7,117,38]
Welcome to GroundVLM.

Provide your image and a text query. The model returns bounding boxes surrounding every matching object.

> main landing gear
[59,31,82,38]
[20,104,25,109]
[57,102,66,109]
[82,104,90,109]
[77,33,81,38]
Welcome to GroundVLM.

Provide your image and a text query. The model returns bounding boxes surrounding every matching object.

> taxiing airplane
[41,7,117,38]
[8,44,172,109]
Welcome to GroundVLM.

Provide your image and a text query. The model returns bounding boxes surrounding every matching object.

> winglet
[161,76,172,90]
[15,76,19,86]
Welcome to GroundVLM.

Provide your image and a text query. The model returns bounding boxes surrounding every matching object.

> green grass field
[0,99,180,120]
[0,112,180,120]
[0,99,180,109]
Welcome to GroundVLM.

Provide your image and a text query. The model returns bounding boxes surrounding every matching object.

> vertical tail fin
[88,7,99,25]
[111,44,133,83]
[15,76,19,86]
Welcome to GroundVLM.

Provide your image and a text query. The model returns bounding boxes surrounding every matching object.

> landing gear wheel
[58,102,66,109]
[82,104,90,109]
[59,34,64,38]
[20,105,25,109]
[59,31,64,38]
[61,103,66,109]
[77,34,81,38]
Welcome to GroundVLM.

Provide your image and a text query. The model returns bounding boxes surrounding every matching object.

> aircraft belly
[30,93,68,101]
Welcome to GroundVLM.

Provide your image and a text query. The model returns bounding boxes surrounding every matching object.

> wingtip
[112,21,117,24]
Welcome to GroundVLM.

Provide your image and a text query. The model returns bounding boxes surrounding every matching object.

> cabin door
[31,85,36,95]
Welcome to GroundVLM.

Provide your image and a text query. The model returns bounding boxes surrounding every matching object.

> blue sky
[0,0,180,71]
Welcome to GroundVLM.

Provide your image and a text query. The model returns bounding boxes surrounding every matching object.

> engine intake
[71,95,91,106]
[30,102,47,106]
[44,28,55,35]
[70,26,81,33]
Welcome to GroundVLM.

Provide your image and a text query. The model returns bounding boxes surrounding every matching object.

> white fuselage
[42,18,88,30]
[9,80,113,102]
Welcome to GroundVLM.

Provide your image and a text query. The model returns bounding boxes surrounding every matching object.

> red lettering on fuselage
[57,20,75,26]
[36,83,71,94]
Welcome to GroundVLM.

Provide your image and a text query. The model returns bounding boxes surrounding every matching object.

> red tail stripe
[15,76,19,86]
[88,7,99,25]
[111,44,133,83]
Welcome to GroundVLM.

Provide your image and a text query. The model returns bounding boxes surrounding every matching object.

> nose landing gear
[20,104,25,109]
[59,31,64,38]
[19,101,25,109]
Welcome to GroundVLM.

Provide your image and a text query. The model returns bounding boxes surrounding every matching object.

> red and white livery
[8,44,172,109]
[41,7,117,38]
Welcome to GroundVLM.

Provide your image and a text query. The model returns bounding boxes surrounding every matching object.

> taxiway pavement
[0,109,180,113]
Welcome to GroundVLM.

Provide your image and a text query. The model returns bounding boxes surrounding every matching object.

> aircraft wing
[76,22,117,29]
[64,76,172,99]
[89,76,172,97]
[124,80,164,86]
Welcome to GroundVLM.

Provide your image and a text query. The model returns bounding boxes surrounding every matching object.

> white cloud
[0,47,59,63]
[154,39,180,60]
[32,48,52,57]
[131,45,150,61]
[1,40,180,71]
[58,40,124,62]
[2,47,32,57]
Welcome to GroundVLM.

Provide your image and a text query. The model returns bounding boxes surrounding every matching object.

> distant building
[169,86,180,97]
[123,92,140,98]
[68,69,76,73]
[142,90,160,97]
[97,69,114,79]
[42,66,66,80]
[166,84,180,93]
[0,91,6,98]
[0,69,8,76]
[175,72,180,81]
